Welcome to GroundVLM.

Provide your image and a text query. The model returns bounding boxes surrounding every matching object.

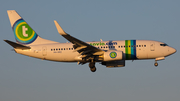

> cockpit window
[160,44,168,46]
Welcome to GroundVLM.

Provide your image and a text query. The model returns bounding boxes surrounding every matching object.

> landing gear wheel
[89,61,96,72]
[90,67,96,72]
[154,62,158,67]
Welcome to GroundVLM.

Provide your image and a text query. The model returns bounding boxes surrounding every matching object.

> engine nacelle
[103,50,123,61]
[101,60,125,68]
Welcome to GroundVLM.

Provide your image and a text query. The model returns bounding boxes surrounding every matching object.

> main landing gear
[154,61,158,67]
[89,60,96,72]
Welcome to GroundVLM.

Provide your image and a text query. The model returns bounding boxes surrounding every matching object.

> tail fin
[7,10,38,45]
[7,10,57,45]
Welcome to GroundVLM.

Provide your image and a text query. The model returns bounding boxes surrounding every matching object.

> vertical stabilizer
[7,10,58,45]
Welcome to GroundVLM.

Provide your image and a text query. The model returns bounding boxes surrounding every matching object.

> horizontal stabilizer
[4,40,31,49]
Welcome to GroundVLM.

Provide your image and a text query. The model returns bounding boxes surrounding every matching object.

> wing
[54,20,104,61]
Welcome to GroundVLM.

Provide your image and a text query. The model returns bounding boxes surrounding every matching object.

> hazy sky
[0,0,180,101]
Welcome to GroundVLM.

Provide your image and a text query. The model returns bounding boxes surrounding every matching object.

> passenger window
[121,46,123,48]
[54,49,55,51]
[118,46,120,48]
[142,45,143,47]
[64,48,65,50]
[134,45,136,47]
[136,45,138,47]
[131,45,133,47]
[59,48,61,50]
[139,45,141,47]
[144,45,146,47]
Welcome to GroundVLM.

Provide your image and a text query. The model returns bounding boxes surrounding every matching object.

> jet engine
[103,50,123,61]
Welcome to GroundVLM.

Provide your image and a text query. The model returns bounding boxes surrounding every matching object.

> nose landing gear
[154,61,158,67]
[154,57,165,67]
[154,62,158,67]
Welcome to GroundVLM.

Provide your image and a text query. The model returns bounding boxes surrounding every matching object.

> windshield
[160,43,168,46]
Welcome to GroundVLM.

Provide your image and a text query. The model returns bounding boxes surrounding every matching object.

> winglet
[54,20,67,35]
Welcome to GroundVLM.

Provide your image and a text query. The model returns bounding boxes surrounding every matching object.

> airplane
[4,10,176,72]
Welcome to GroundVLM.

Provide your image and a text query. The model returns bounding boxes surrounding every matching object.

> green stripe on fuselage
[125,40,137,60]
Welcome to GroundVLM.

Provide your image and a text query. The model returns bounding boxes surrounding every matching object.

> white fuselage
[14,40,176,62]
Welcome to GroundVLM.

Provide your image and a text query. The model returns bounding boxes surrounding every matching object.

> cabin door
[150,42,155,51]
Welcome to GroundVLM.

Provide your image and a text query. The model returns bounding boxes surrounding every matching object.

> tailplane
[4,40,30,49]
[7,10,57,45]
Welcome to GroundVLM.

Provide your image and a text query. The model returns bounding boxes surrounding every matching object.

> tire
[90,67,96,72]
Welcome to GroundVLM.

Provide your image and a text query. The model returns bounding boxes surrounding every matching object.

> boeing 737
[4,10,176,72]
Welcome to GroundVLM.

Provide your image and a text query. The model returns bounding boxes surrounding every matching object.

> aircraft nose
[169,47,177,54]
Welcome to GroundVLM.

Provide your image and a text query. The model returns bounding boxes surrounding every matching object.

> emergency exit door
[42,46,47,56]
